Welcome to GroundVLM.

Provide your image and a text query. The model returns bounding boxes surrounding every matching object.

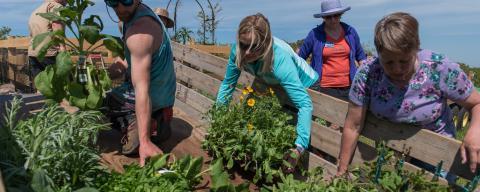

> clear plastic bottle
[77,54,88,85]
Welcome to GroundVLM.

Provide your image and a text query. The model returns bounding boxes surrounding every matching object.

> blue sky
[1,0,479,67]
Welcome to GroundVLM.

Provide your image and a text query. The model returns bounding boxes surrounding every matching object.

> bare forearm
[338,125,361,172]
[135,89,152,144]
[467,104,480,133]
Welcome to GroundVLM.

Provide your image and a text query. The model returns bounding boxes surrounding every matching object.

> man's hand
[336,164,348,177]
[139,141,163,167]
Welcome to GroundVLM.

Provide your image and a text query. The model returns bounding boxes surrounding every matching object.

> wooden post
[0,48,6,83]
[7,47,16,83]
[0,169,5,192]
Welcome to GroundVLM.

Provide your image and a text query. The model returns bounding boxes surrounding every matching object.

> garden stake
[461,168,480,192]
[395,154,405,173]
[374,143,387,184]
[400,180,410,192]
[432,160,443,182]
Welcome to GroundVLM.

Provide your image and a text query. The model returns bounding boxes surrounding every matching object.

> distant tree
[176,27,193,45]
[459,62,480,87]
[195,2,208,44]
[288,39,304,53]
[0,26,12,40]
[205,0,222,44]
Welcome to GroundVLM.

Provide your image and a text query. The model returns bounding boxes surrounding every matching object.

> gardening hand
[460,126,480,173]
[139,141,163,167]
[283,148,301,173]
[336,165,348,177]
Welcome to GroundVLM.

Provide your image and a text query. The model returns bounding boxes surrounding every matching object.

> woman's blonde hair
[235,13,274,73]
[374,12,420,53]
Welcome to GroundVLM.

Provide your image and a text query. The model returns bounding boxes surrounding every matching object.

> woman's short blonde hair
[374,12,420,53]
[235,13,274,73]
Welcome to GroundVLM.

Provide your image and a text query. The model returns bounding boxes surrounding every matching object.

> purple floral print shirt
[349,49,473,137]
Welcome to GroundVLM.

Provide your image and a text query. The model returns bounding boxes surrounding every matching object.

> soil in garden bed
[96,105,258,191]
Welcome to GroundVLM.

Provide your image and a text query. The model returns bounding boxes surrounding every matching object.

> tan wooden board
[172,42,256,88]
[309,121,449,184]
[172,41,227,77]
[175,82,214,114]
[188,44,230,55]
[362,114,475,179]
[174,61,244,103]
[305,152,338,180]
[0,169,5,192]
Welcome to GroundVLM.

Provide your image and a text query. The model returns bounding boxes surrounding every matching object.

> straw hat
[153,8,174,28]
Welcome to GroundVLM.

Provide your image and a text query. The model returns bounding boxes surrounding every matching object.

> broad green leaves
[32,0,123,110]
[34,66,55,98]
[103,35,124,58]
[55,51,73,76]
[79,25,101,45]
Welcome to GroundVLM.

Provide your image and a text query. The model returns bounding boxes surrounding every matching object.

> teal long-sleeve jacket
[216,37,319,149]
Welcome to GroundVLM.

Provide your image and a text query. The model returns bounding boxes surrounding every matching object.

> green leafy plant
[96,154,249,192]
[96,154,205,191]
[0,97,31,191]
[1,97,110,191]
[33,0,123,110]
[203,87,296,183]
[209,159,250,192]
[265,142,452,192]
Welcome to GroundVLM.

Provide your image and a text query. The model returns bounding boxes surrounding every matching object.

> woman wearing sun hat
[298,0,367,101]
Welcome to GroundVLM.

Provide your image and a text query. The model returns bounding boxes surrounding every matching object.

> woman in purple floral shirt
[337,12,480,177]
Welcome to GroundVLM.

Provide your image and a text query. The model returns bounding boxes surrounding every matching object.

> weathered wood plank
[308,89,348,127]
[172,41,227,78]
[188,44,230,55]
[309,121,449,184]
[174,61,220,98]
[175,82,213,114]
[0,169,5,192]
[174,61,244,103]
[172,41,256,87]
[305,152,337,179]
[362,114,475,179]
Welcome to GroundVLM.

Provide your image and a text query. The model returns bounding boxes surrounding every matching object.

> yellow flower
[247,123,254,132]
[247,86,254,93]
[247,98,255,107]
[242,89,249,95]
[240,96,244,100]
[269,88,275,95]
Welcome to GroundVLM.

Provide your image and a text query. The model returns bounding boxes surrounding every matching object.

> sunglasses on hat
[104,0,134,8]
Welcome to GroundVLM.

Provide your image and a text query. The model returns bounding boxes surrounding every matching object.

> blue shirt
[113,4,176,111]
[216,37,319,148]
[298,22,367,84]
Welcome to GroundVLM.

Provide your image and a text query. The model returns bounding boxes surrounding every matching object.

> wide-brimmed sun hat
[313,0,351,18]
[153,8,174,28]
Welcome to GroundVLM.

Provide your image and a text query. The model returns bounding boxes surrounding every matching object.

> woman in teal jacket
[216,13,319,171]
